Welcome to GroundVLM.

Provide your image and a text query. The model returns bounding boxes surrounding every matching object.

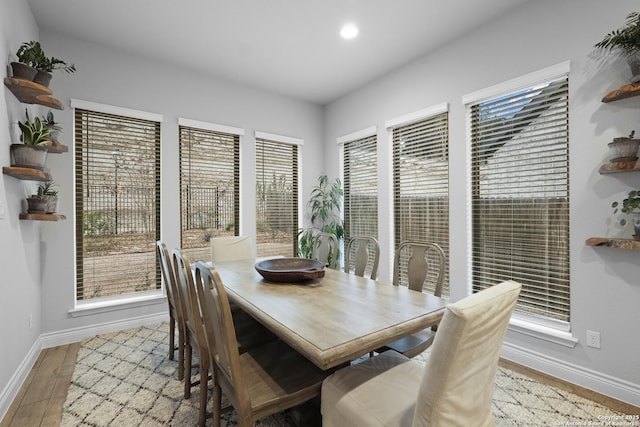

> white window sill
[69,291,166,317]
[508,316,579,348]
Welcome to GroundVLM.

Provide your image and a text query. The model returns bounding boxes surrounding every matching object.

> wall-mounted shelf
[3,166,52,181]
[586,237,640,250]
[602,82,640,103]
[3,77,63,110]
[19,213,66,221]
[599,160,640,174]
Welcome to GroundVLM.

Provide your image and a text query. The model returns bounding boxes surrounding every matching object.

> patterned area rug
[61,322,626,426]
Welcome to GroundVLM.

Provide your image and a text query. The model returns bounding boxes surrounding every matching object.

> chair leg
[184,343,192,399]
[198,356,209,427]
[168,316,176,360]
[177,329,185,381]
[212,380,222,427]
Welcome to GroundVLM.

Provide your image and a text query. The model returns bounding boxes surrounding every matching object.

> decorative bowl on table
[255,258,325,282]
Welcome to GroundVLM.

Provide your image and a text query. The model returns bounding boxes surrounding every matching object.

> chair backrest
[193,261,251,417]
[393,241,446,295]
[210,235,255,262]
[311,232,339,269]
[156,240,179,314]
[344,236,380,280]
[412,280,521,427]
[172,249,206,348]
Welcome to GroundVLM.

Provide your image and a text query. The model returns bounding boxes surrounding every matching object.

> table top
[211,259,447,370]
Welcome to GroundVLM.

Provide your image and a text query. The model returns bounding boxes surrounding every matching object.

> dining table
[210,258,447,370]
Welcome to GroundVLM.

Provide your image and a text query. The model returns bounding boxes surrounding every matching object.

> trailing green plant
[612,189,640,225]
[18,109,52,145]
[298,175,344,261]
[595,11,640,56]
[15,40,45,67]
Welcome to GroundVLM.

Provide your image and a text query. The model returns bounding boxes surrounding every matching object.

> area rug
[61,322,626,426]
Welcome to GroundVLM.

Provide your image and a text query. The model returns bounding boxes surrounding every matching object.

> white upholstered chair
[210,235,255,263]
[321,280,522,427]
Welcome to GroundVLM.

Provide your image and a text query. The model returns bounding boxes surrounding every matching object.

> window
[179,122,240,262]
[390,107,450,296]
[255,134,299,258]
[74,103,161,301]
[340,130,378,275]
[467,69,570,323]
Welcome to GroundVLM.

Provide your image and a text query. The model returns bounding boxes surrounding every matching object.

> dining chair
[311,232,339,269]
[172,248,211,425]
[321,280,522,427]
[377,241,446,358]
[344,235,380,280]
[156,240,186,380]
[193,260,335,427]
[210,235,255,262]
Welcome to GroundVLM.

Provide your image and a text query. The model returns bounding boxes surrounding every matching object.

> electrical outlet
[586,330,600,349]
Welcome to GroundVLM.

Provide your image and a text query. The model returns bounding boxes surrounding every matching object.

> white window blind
[255,137,299,257]
[392,113,450,296]
[179,125,240,262]
[469,76,570,322]
[343,134,378,275]
[75,108,161,300]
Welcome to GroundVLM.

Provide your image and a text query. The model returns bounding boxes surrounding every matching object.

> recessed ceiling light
[340,23,359,40]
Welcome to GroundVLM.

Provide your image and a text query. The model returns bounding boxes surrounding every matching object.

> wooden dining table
[210,258,447,370]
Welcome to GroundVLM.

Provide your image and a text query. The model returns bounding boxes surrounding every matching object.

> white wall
[0,0,43,412]
[324,0,640,405]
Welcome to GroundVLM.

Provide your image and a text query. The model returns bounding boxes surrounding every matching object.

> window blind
[470,76,570,322]
[392,113,450,296]
[343,134,378,276]
[75,108,161,300]
[255,137,298,258]
[179,125,240,262]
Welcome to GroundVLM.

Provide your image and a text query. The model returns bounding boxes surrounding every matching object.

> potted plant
[37,181,59,213]
[595,11,640,83]
[33,54,76,87]
[298,175,344,264]
[607,130,640,162]
[612,189,640,240]
[11,40,45,81]
[42,110,63,145]
[11,109,53,170]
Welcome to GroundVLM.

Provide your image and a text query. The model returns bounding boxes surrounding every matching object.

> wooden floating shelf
[3,166,52,181]
[19,213,66,221]
[599,160,640,174]
[602,82,640,103]
[3,77,63,110]
[585,237,640,250]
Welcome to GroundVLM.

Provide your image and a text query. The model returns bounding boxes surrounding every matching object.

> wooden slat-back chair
[344,236,380,280]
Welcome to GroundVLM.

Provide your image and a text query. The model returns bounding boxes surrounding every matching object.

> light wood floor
[1,343,638,426]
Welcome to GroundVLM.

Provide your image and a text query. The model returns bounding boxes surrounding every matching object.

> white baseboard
[0,312,168,422]
[502,341,640,408]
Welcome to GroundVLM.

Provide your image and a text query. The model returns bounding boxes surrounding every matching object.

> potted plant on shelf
[298,175,344,264]
[10,40,44,81]
[37,181,59,214]
[11,109,53,170]
[595,11,640,83]
[42,110,63,146]
[607,130,640,163]
[33,54,76,87]
[612,189,640,240]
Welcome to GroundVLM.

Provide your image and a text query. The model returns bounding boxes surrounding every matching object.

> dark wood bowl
[255,258,325,282]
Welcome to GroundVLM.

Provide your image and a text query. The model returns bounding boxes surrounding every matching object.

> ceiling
[26,0,529,105]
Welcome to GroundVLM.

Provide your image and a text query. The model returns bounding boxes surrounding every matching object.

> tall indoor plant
[298,175,344,261]
[595,11,640,83]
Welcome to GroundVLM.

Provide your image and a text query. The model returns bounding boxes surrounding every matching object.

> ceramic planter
[26,197,48,214]
[608,138,640,163]
[628,51,640,84]
[44,195,59,214]
[632,213,640,241]
[10,62,37,81]
[10,144,48,170]
[33,70,53,87]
